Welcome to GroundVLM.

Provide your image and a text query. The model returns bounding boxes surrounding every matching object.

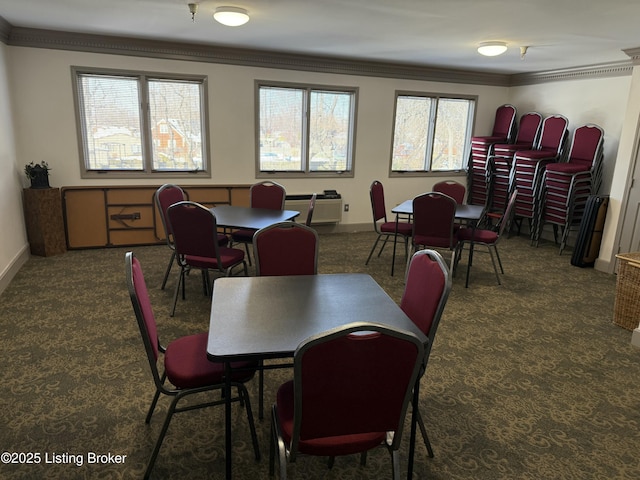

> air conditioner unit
[285,194,343,224]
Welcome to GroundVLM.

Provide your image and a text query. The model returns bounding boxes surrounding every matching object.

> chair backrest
[492,104,517,139]
[412,192,457,249]
[125,252,162,385]
[369,180,388,225]
[514,112,543,145]
[253,222,319,276]
[433,180,466,204]
[305,193,317,226]
[167,201,222,263]
[290,322,424,457]
[155,184,187,243]
[538,115,569,154]
[250,181,286,210]
[567,124,604,167]
[401,250,452,363]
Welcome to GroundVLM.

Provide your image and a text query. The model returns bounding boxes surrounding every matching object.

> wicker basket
[613,252,640,330]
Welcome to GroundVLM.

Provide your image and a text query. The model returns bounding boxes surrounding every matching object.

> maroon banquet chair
[457,189,518,285]
[365,180,413,274]
[155,184,228,290]
[400,249,452,457]
[125,252,259,480]
[468,104,517,206]
[254,222,319,277]
[269,322,425,480]
[231,181,286,265]
[433,180,466,205]
[535,124,605,252]
[411,192,460,273]
[167,201,247,316]
[487,112,542,218]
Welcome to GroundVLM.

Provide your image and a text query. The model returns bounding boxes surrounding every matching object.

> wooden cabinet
[23,188,67,256]
[62,185,250,249]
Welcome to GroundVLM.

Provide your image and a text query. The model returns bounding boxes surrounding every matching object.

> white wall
[0,44,636,290]
[0,42,29,294]
[5,47,508,228]
[508,76,632,271]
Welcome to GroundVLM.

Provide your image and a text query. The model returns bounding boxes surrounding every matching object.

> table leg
[465,224,477,288]
[391,214,400,276]
[408,378,419,478]
[224,361,233,479]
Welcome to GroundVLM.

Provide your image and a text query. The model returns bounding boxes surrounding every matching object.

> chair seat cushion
[380,221,412,236]
[217,234,229,246]
[165,333,256,389]
[231,228,257,243]
[276,381,386,456]
[413,234,455,249]
[457,227,498,244]
[185,248,244,269]
[515,149,558,160]
[545,162,591,174]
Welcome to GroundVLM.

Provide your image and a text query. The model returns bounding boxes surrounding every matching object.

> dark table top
[392,199,485,221]
[207,273,427,361]
[210,205,300,230]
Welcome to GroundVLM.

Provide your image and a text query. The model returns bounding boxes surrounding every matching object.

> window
[72,67,209,177]
[257,82,357,177]
[390,92,475,175]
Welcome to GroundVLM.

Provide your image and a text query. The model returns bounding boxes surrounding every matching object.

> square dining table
[391,200,485,285]
[210,205,300,230]
[207,273,429,479]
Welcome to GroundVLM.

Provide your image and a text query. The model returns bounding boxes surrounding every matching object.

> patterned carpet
[1,231,639,479]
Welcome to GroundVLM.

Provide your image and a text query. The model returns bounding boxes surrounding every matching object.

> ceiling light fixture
[213,6,250,27]
[188,3,198,22]
[477,41,508,57]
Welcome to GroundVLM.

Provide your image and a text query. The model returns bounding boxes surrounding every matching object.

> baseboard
[0,244,30,296]
[631,328,640,349]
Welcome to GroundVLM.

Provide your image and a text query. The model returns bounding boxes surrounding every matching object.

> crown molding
[2,21,635,87]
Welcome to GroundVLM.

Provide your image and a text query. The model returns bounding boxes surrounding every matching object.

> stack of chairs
[486,112,542,220]
[467,104,517,206]
[533,124,605,253]
[509,114,569,237]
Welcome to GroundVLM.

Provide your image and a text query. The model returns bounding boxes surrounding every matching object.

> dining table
[391,199,485,285]
[210,204,300,230]
[207,273,429,480]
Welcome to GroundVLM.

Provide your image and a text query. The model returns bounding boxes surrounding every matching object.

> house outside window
[72,67,209,178]
[256,81,357,178]
[390,92,476,176]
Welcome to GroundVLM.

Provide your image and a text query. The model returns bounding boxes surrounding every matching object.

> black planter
[29,165,50,189]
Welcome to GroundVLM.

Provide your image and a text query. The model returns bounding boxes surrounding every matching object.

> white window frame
[72,66,211,179]
[389,91,476,177]
[255,81,358,179]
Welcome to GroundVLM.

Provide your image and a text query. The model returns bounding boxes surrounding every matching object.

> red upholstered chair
[400,249,452,457]
[155,184,228,290]
[167,201,247,316]
[365,180,412,273]
[253,222,319,276]
[433,180,466,205]
[457,189,518,285]
[411,192,460,273]
[231,181,286,265]
[125,252,259,479]
[269,322,425,480]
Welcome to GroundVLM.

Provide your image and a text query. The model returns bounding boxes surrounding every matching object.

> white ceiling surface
[1,0,640,74]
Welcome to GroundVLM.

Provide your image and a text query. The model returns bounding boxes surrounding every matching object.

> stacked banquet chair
[533,124,605,253]
[485,112,542,223]
[467,104,517,207]
[509,114,569,238]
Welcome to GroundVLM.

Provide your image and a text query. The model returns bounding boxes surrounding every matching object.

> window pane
[391,96,431,171]
[79,74,143,170]
[259,87,303,171]
[309,90,352,171]
[149,79,204,172]
[432,98,472,171]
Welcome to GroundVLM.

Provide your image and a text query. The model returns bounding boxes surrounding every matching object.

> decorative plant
[24,161,51,179]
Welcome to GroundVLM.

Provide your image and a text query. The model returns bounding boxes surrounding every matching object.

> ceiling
[1,0,640,75]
